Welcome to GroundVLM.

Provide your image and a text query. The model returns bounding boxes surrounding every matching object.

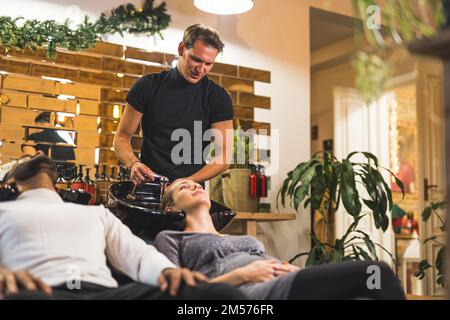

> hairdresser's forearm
[187,163,230,183]
[113,135,139,167]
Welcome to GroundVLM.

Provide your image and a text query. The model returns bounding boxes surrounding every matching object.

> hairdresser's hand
[130,161,155,185]
[158,268,208,297]
[0,266,52,299]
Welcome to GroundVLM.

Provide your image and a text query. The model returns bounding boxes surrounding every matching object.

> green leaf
[355,231,378,260]
[418,259,431,270]
[423,236,437,245]
[422,206,433,222]
[380,214,390,232]
[356,246,372,261]
[339,160,362,217]
[436,247,445,274]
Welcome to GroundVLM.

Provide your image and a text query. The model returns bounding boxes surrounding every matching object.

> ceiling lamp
[194,0,254,15]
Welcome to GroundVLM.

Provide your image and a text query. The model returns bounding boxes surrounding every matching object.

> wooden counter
[233,212,297,236]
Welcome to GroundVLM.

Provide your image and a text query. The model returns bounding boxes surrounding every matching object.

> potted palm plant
[278,151,404,266]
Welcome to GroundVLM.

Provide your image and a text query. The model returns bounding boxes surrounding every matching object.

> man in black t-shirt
[113,24,233,185]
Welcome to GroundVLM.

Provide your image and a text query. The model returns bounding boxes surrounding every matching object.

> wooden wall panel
[102,57,144,75]
[77,132,100,148]
[79,70,122,87]
[207,74,221,84]
[0,40,271,165]
[31,63,79,82]
[86,42,124,58]
[28,95,77,113]
[1,142,22,161]
[75,147,96,165]
[74,115,98,133]
[239,93,271,109]
[0,57,31,75]
[99,118,119,133]
[56,51,102,70]
[0,107,38,126]
[211,63,237,77]
[238,66,271,83]
[100,134,114,148]
[99,148,119,164]
[237,119,271,135]
[144,65,168,75]
[0,90,27,108]
[123,75,140,89]
[125,47,165,65]
[55,82,101,100]
[0,123,24,141]
[78,100,100,116]
[222,76,254,93]
[233,106,254,120]
[2,75,55,95]
[101,88,128,103]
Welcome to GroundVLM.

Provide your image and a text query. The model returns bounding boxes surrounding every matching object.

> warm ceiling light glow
[194,0,253,15]
[113,105,120,119]
[57,114,66,122]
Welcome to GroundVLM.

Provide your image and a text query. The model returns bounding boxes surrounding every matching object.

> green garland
[0,0,171,60]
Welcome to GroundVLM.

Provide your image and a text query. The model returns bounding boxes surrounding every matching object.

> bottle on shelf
[70,165,86,192]
[110,166,118,182]
[94,164,100,181]
[93,164,101,205]
[95,164,111,205]
[55,165,67,191]
[258,165,267,198]
[118,164,125,181]
[84,167,95,205]
[249,164,258,198]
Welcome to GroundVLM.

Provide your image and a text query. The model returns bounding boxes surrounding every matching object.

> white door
[416,58,446,297]
[334,87,394,264]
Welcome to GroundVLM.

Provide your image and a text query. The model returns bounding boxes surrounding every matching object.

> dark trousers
[287,261,406,300]
[6,281,247,300]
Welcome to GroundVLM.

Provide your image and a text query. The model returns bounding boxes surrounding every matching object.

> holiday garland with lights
[0,0,171,60]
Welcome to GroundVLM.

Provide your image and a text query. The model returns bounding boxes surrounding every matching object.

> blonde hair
[160,179,183,211]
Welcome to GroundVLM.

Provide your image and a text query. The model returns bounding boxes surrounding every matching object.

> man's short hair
[182,24,225,53]
[34,111,51,124]
[12,154,58,185]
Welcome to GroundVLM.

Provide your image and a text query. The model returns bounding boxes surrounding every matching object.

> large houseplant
[278,151,404,266]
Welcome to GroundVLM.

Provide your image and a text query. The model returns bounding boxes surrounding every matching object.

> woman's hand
[0,267,52,299]
[237,260,280,283]
[273,261,300,277]
[237,260,301,284]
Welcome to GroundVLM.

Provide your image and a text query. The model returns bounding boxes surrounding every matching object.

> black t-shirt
[126,67,233,181]
[28,129,75,161]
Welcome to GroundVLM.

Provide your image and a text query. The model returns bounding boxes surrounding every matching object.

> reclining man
[0,153,246,300]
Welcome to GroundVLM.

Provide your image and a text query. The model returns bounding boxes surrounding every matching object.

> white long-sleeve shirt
[0,188,175,287]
